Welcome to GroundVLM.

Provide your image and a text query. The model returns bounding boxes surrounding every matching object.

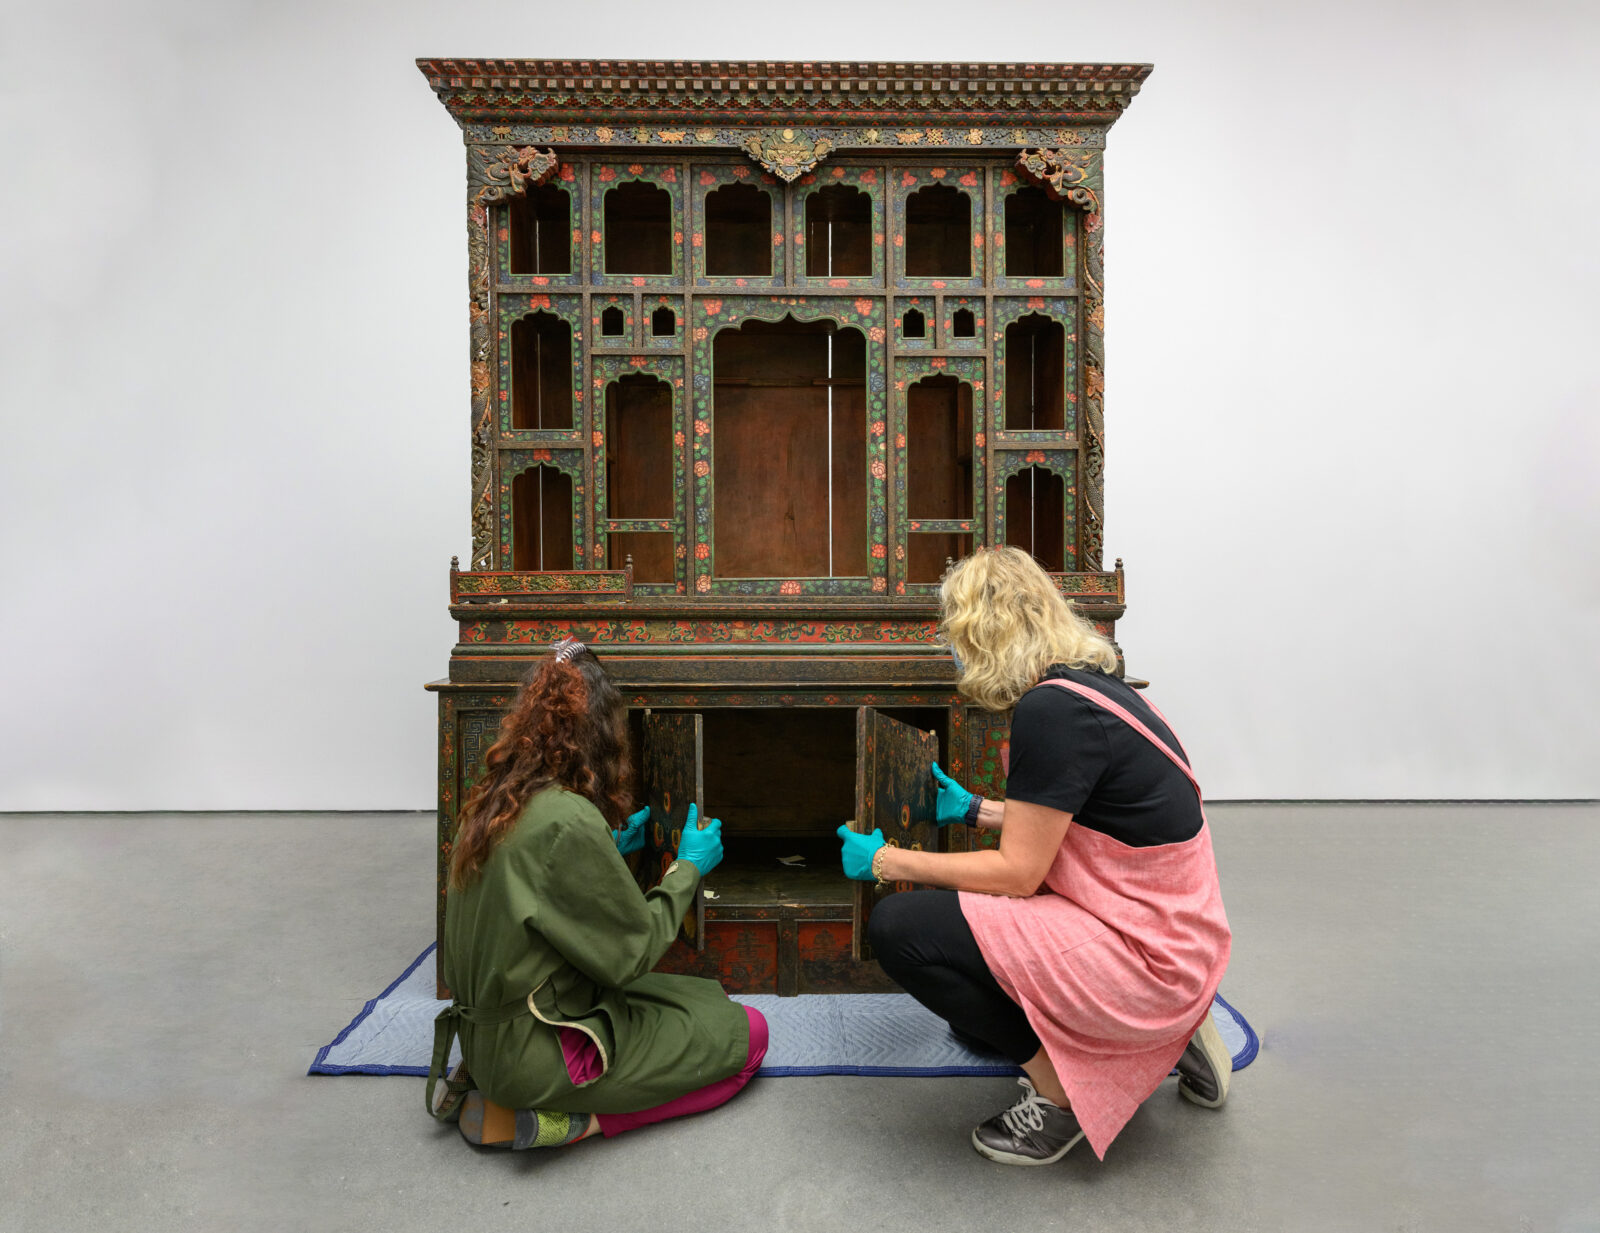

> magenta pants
[579,1005,768,1138]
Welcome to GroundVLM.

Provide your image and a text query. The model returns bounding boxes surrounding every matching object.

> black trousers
[867,889,1042,1065]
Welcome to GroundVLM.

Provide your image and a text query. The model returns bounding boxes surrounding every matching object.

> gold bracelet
[871,844,890,886]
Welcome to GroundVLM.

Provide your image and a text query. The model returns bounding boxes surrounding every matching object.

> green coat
[428,785,749,1115]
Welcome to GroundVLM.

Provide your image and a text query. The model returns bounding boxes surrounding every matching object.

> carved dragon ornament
[742,128,834,181]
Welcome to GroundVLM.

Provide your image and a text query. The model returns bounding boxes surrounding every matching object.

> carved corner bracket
[1016,147,1102,211]
[742,128,834,182]
[468,145,560,206]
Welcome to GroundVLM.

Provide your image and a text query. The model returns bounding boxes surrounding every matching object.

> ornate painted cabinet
[419,60,1149,995]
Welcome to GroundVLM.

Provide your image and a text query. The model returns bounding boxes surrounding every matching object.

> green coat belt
[427,786,748,1117]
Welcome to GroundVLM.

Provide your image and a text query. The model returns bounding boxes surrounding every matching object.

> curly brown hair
[448,649,634,889]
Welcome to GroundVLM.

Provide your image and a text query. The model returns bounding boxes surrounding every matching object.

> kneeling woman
[838,547,1231,1166]
[427,640,765,1148]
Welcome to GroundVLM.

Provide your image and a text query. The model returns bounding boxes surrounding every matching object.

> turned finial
[450,555,460,572]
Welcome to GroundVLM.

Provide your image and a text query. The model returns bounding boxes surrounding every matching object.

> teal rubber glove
[675,803,724,877]
[836,824,886,882]
[615,806,649,856]
[932,762,977,827]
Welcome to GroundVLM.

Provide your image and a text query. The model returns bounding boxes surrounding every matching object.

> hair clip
[551,638,587,663]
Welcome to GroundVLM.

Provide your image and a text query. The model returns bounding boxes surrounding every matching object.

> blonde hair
[938,545,1119,711]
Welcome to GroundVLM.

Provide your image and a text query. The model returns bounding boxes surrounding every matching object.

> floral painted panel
[591,353,689,594]
[591,292,637,349]
[690,164,785,289]
[496,293,586,442]
[493,159,586,289]
[891,165,986,292]
[991,164,1080,293]
[496,448,587,566]
[990,448,1078,571]
[590,161,685,287]
[690,295,889,597]
[890,355,987,593]
[642,294,685,350]
[991,296,1080,443]
[794,164,886,291]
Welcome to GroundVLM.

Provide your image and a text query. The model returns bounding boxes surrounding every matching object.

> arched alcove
[805,184,871,277]
[1004,186,1066,278]
[704,183,772,276]
[1005,465,1066,571]
[512,464,574,571]
[510,312,573,430]
[1003,314,1066,431]
[712,315,867,578]
[604,181,672,274]
[905,184,971,277]
[507,184,571,275]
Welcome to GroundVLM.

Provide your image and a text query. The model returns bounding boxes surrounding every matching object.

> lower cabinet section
[434,683,1013,997]
[653,914,898,995]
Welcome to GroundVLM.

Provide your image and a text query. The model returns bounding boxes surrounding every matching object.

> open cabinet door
[642,710,707,951]
[852,707,940,959]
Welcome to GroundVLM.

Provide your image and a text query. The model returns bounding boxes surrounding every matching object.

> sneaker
[1175,1012,1232,1108]
[970,1078,1086,1166]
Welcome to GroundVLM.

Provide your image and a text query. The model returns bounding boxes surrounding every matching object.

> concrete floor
[2,805,1598,1233]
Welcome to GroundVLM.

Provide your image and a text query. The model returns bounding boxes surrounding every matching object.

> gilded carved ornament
[1015,147,1100,211]
[467,145,560,206]
[742,128,834,181]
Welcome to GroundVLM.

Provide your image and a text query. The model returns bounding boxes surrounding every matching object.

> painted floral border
[890,164,987,292]
[689,164,785,289]
[590,161,685,287]
[590,354,688,592]
[690,294,890,596]
[496,293,587,441]
[493,160,586,288]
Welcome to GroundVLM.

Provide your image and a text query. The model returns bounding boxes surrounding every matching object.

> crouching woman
[838,547,1231,1167]
[426,640,765,1148]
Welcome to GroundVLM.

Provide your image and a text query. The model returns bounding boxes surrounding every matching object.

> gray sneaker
[1175,1012,1232,1108]
[971,1078,1086,1165]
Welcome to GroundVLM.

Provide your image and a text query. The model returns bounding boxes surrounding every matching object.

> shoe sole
[1178,1013,1231,1109]
[970,1127,1086,1166]
[458,1091,517,1148]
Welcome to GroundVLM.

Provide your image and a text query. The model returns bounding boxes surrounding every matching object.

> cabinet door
[851,707,940,959]
[642,710,707,952]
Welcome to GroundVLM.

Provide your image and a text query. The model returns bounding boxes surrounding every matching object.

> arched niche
[906,373,975,583]
[604,180,673,274]
[1004,465,1066,571]
[704,183,772,276]
[512,464,574,571]
[1003,186,1067,278]
[712,314,867,578]
[1003,313,1066,431]
[905,184,971,277]
[805,184,872,277]
[508,183,571,275]
[510,311,573,430]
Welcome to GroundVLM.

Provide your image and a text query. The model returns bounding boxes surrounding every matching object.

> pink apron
[958,681,1232,1159]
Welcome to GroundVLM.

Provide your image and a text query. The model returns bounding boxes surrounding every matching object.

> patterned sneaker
[457,1091,593,1149]
[1175,1012,1232,1108]
[971,1078,1086,1166]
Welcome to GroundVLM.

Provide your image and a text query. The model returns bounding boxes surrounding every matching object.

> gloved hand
[932,762,977,826]
[836,824,886,882]
[675,803,723,877]
[615,806,649,856]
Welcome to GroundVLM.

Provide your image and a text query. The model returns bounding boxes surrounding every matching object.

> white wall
[1,0,1595,809]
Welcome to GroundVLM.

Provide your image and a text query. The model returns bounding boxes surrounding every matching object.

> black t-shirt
[1004,664,1203,847]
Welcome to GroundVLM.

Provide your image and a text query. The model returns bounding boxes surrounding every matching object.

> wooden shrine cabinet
[420,59,1149,995]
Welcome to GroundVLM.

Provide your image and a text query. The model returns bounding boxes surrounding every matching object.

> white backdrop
[2,0,1595,809]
